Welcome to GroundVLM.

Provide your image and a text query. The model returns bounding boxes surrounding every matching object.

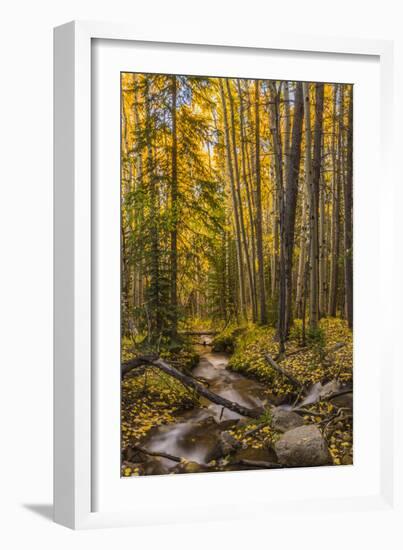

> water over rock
[204,431,241,462]
[319,379,341,399]
[330,392,353,410]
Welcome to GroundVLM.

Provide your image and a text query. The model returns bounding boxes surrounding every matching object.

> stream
[139,335,274,474]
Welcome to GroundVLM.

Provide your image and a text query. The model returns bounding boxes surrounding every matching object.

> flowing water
[139,336,270,473]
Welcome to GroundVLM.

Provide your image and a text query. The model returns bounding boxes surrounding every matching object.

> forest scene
[121,72,353,477]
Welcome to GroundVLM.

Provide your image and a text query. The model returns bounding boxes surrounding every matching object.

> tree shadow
[23,504,53,522]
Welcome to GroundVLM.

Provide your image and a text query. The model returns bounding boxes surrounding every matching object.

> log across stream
[126,336,272,474]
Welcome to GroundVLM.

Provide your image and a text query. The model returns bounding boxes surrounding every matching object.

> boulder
[142,459,170,476]
[219,431,241,454]
[271,407,305,432]
[274,425,332,467]
[231,446,278,465]
[205,431,241,462]
[330,392,353,410]
[122,447,148,463]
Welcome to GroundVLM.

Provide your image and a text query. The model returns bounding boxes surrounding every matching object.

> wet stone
[143,459,171,476]
[205,429,244,462]
[271,407,305,433]
[232,446,278,465]
[274,425,332,467]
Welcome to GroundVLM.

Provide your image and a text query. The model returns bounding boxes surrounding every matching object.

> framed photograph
[54,21,395,529]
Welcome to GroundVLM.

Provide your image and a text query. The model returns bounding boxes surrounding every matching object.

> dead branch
[292,408,328,417]
[128,444,182,463]
[264,353,305,392]
[275,346,308,362]
[327,388,353,401]
[122,355,264,418]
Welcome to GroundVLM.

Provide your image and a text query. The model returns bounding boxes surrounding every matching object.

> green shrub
[306,325,326,358]
[211,325,246,353]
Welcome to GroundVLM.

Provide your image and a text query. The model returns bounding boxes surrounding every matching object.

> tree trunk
[312,84,324,321]
[278,82,304,349]
[170,76,178,337]
[306,82,324,330]
[237,80,258,321]
[121,101,130,334]
[132,75,144,309]
[145,79,162,336]
[283,81,292,188]
[226,79,254,320]
[344,86,353,328]
[219,79,246,319]
[254,79,268,325]
[267,82,283,305]
[319,173,327,317]
[295,185,308,317]
[328,85,341,317]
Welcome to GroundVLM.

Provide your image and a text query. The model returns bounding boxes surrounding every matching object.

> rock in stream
[274,425,332,467]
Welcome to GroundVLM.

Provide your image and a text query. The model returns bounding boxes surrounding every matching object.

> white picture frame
[54,20,397,530]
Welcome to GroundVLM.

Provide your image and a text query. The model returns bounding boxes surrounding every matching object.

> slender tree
[219,79,246,319]
[285,83,304,337]
[170,76,179,337]
[237,79,258,321]
[328,85,341,317]
[226,80,254,319]
[312,83,324,321]
[344,86,353,328]
[254,79,268,325]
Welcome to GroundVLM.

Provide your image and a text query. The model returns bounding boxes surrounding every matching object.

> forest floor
[121,317,353,476]
[224,318,353,466]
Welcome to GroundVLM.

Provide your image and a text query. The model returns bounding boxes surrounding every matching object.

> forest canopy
[120,73,353,346]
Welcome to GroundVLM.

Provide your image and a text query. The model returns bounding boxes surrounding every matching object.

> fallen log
[274,346,308,362]
[128,444,182,463]
[122,355,264,419]
[264,353,305,392]
[327,388,353,402]
[121,354,157,378]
